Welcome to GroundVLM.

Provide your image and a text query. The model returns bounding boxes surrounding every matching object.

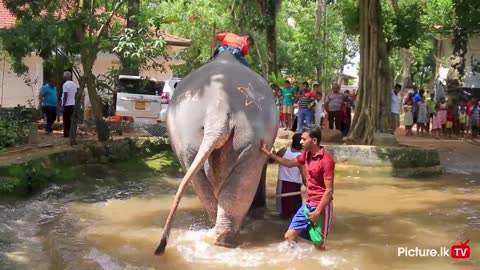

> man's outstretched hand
[260,140,276,157]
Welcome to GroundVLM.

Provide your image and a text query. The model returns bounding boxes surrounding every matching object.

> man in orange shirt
[212,32,254,66]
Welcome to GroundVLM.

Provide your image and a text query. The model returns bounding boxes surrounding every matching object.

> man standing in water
[261,125,334,249]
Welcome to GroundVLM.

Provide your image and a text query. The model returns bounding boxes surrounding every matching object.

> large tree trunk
[346,0,391,145]
[85,66,110,142]
[69,0,123,145]
[70,56,110,145]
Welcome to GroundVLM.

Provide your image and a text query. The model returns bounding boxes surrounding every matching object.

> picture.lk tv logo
[451,240,470,259]
[397,240,471,259]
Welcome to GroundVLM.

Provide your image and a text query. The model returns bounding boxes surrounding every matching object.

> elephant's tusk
[276,191,303,198]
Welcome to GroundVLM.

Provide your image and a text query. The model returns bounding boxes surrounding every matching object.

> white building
[0,1,191,108]
[435,34,480,99]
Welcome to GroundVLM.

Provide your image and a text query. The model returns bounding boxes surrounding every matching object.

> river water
[0,163,479,270]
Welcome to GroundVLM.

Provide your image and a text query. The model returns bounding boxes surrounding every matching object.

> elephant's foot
[214,232,238,248]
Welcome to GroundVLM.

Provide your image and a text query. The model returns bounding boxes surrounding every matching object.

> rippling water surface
[1,164,479,270]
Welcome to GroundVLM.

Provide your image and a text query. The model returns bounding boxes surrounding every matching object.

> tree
[154,0,237,77]
[0,0,167,144]
[119,0,140,75]
[277,0,353,86]
[391,0,423,89]
[231,0,282,74]
[231,0,282,75]
[346,0,391,144]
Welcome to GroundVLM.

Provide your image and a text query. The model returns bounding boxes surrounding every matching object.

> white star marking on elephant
[236,83,265,111]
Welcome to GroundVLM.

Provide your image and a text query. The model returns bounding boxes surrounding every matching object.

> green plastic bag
[303,205,323,245]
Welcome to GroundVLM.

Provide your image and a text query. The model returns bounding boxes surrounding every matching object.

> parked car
[115,75,164,124]
[159,77,182,122]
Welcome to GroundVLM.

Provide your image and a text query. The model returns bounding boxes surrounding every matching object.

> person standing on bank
[391,84,402,132]
[61,71,78,137]
[38,77,58,134]
[261,125,335,249]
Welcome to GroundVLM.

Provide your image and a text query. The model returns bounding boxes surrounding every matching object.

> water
[1,164,479,270]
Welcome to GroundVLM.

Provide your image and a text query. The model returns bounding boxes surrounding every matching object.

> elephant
[155,52,278,255]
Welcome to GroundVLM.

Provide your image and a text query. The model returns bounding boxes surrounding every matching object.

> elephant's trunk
[155,112,232,255]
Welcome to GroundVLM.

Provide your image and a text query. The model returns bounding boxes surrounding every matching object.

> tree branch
[93,0,126,48]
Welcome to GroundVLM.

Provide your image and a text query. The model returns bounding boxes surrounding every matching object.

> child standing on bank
[458,107,467,139]
[431,103,442,139]
[446,109,455,138]
[417,95,428,136]
[404,98,414,136]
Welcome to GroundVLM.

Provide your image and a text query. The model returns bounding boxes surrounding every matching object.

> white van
[159,77,182,122]
[115,75,163,124]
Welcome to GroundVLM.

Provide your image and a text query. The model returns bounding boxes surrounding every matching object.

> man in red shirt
[212,32,254,66]
[261,125,335,249]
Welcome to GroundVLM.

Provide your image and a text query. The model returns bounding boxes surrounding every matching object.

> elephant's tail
[155,113,233,255]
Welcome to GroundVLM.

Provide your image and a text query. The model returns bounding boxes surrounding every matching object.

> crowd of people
[273,80,356,136]
[391,84,480,139]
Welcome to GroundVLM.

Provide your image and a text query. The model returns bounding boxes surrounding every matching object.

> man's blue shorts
[288,203,333,248]
[289,204,317,241]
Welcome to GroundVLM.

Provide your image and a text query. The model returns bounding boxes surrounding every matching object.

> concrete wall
[0,54,43,108]
[439,35,480,88]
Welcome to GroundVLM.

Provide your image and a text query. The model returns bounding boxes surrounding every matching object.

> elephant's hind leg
[190,169,218,225]
[214,157,264,247]
[178,153,218,225]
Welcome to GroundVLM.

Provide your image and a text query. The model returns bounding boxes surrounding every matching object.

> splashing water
[173,229,345,268]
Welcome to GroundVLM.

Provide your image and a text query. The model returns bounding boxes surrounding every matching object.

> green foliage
[268,72,285,88]
[386,0,452,87]
[382,0,426,50]
[341,0,359,35]
[410,38,436,86]
[278,0,353,83]
[0,177,22,193]
[144,151,182,173]
[452,0,480,33]
[0,106,41,150]
[424,0,454,31]
[0,0,169,81]
[152,0,236,77]
[110,11,170,73]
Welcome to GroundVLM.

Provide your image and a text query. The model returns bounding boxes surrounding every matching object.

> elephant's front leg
[214,157,264,247]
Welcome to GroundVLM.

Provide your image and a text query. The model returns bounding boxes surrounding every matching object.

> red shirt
[466,101,475,117]
[296,147,335,206]
[216,32,250,56]
[447,111,455,121]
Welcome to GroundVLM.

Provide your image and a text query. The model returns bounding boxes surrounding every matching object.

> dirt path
[395,128,480,174]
